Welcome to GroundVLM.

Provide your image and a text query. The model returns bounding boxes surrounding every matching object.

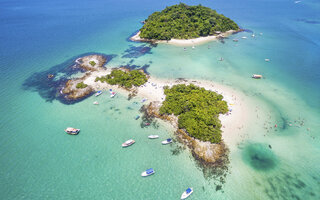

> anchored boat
[181,188,193,199]
[148,135,159,139]
[252,74,263,79]
[162,138,172,145]
[95,91,102,97]
[110,92,116,98]
[122,139,135,147]
[141,168,155,177]
[64,127,80,135]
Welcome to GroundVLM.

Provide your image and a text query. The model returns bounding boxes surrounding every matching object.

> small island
[131,3,240,45]
[160,84,228,143]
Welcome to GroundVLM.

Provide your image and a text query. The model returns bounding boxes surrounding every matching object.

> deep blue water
[0,0,319,199]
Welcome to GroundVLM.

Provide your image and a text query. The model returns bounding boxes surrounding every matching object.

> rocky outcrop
[76,54,106,71]
[61,54,106,100]
[62,76,94,100]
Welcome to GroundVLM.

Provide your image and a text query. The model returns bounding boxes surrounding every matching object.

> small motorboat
[252,74,263,79]
[181,188,193,200]
[265,58,270,62]
[93,101,99,105]
[251,34,255,37]
[192,46,195,49]
[162,138,172,145]
[47,74,54,79]
[148,135,159,139]
[135,115,140,120]
[110,92,116,98]
[141,168,155,177]
[219,57,224,61]
[241,36,247,39]
[233,39,238,42]
[122,139,135,147]
[145,123,150,126]
[95,91,102,97]
[65,127,80,135]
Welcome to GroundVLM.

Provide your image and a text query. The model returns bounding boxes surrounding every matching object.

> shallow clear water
[0,0,319,199]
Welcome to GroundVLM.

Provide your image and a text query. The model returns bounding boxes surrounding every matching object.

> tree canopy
[160,84,228,143]
[139,3,239,40]
[95,69,148,89]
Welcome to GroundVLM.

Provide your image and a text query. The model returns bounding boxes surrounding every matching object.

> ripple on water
[242,143,278,171]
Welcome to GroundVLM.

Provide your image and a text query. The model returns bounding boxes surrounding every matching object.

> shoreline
[82,69,249,149]
[130,30,240,46]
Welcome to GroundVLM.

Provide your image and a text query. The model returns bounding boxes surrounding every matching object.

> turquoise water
[1,0,319,199]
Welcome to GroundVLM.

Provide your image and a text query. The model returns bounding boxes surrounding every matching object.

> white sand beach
[83,69,249,147]
[130,30,237,46]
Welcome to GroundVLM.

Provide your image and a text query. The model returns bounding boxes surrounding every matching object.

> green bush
[140,3,239,40]
[95,69,148,89]
[160,84,228,143]
[76,82,88,89]
[89,60,96,66]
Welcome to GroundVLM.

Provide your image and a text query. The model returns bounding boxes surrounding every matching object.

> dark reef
[22,53,115,104]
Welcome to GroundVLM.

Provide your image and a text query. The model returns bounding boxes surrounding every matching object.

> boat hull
[148,135,159,139]
[122,140,135,147]
[141,170,155,177]
[65,129,80,135]
[181,188,193,199]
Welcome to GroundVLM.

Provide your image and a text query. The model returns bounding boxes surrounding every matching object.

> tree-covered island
[95,69,148,89]
[160,84,228,143]
[139,3,240,40]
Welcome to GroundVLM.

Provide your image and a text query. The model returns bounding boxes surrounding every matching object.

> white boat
[141,168,155,177]
[252,74,263,79]
[93,101,99,105]
[148,135,159,139]
[95,91,102,97]
[64,127,80,135]
[110,92,116,98]
[265,58,270,62]
[122,139,135,147]
[181,188,193,200]
[251,34,255,37]
[192,46,195,49]
[162,138,172,145]
[219,57,224,61]
[241,36,247,39]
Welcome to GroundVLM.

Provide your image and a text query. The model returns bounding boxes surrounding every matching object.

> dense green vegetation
[76,82,88,89]
[139,3,239,40]
[160,84,228,143]
[95,69,148,89]
[89,60,96,66]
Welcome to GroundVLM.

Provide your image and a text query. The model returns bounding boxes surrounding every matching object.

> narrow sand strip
[130,30,237,46]
[83,70,249,148]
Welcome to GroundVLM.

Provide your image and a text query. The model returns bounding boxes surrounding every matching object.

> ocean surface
[0,0,319,199]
